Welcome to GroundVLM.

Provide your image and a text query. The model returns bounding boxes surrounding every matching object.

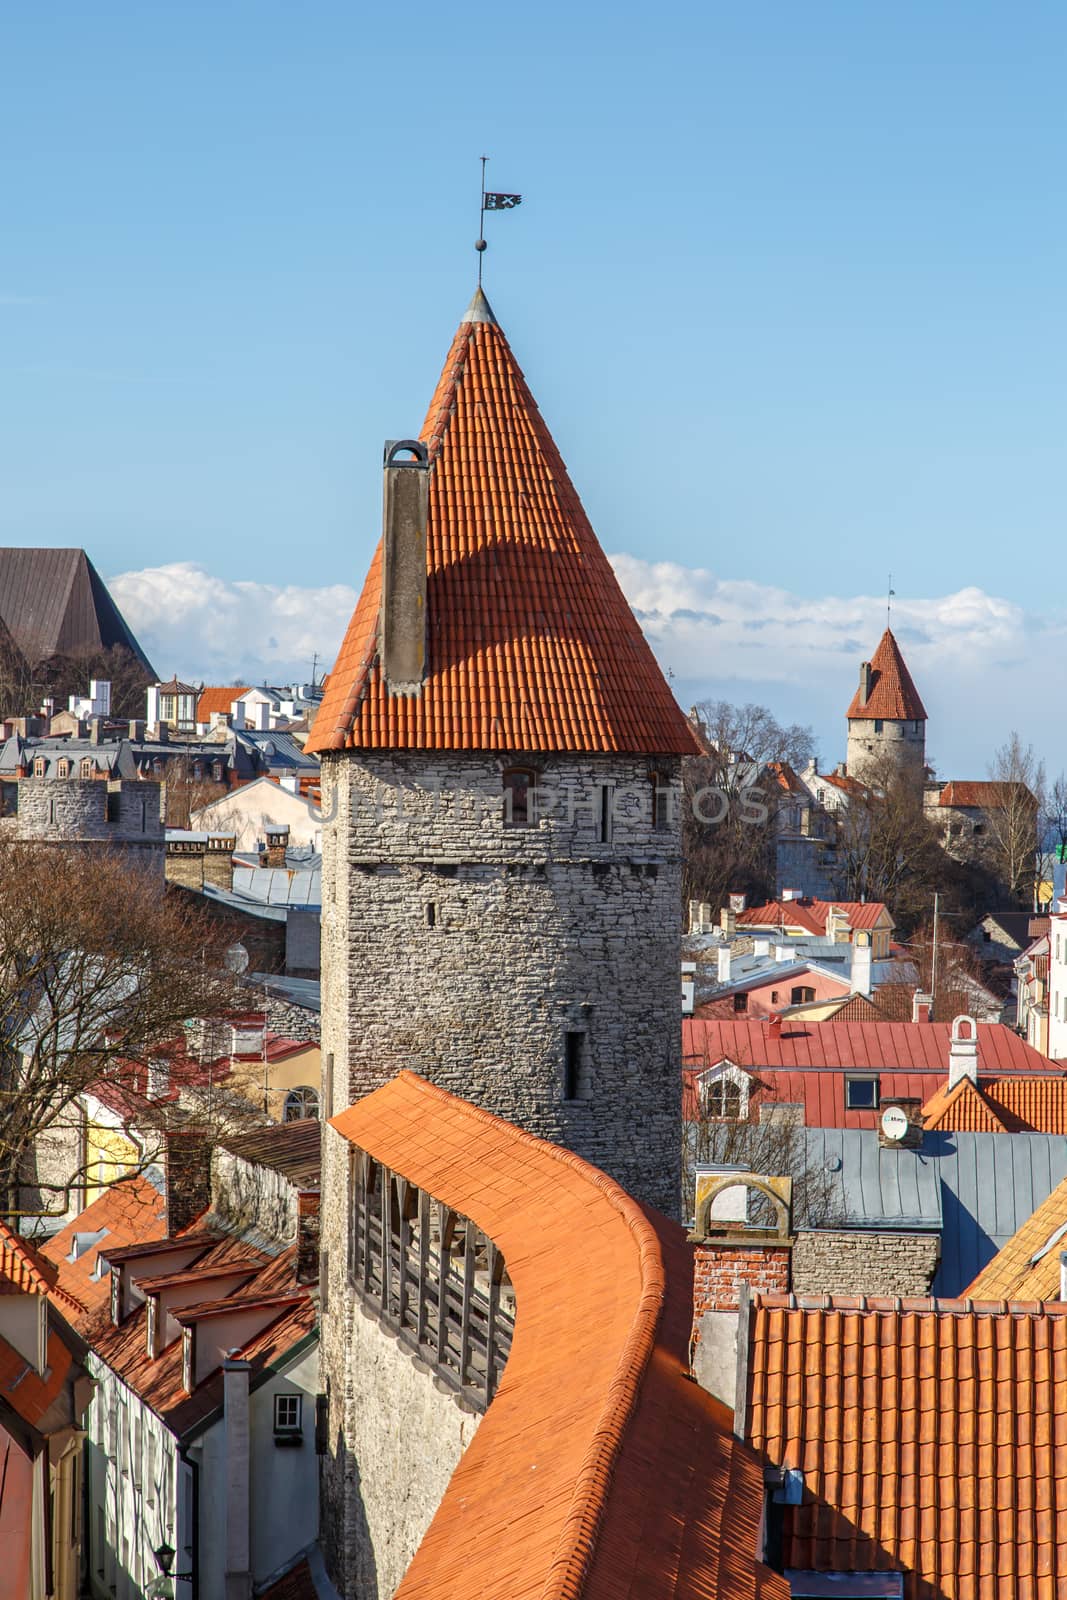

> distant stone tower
[845,628,927,785]
[307,287,697,1219]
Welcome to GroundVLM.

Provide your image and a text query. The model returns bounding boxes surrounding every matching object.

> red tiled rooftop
[683,1017,1051,1076]
[845,628,927,722]
[0,1217,60,1298]
[746,1292,1067,1599]
[196,686,252,722]
[936,779,1036,809]
[307,291,698,758]
[922,1074,1067,1133]
[40,1177,167,1323]
[329,1071,785,1600]
[0,1328,74,1427]
[737,898,889,934]
[967,1173,1067,1301]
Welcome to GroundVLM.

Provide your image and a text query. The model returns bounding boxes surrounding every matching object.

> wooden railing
[348,1148,515,1411]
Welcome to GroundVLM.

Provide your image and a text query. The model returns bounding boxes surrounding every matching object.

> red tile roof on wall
[737,899,889,934]
[329,1071,785,1600]
[845,629,927,722]
[922,1074,1067,1133]
[196,686,252,722]
[746,1293,1067,1599]
[0,1328,74,1426]
[0,1218,60,1298]
[307,290,698,758]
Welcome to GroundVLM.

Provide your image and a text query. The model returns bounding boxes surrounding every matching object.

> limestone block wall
[319,1124,478,1598]
[846,718,925,783]
[319,750,683,1219]
[792,1230,940,1296]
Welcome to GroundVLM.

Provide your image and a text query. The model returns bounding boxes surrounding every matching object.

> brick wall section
[792,1230,940,1297]
[692,1242,792,1325]
[319,749,684,1220]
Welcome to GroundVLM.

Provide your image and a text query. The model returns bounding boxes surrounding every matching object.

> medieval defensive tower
[845,627,927,786]
[307,288,697,1218]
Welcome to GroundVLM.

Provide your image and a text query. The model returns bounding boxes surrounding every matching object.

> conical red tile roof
[846,628,927,722]
[307,290,698,756]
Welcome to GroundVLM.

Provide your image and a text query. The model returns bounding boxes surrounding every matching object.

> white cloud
[109,557,1062,776]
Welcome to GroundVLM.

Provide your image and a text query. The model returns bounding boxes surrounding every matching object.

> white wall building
[192,775,322,853]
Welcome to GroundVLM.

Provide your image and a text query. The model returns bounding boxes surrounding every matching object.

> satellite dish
[224,942,250,976]
[880,1104,909,1142]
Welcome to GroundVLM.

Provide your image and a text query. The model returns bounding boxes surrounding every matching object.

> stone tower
[307,287,697,1219]
[845,627,927,785]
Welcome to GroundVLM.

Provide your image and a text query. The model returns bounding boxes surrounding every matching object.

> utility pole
[930,891,940,1018]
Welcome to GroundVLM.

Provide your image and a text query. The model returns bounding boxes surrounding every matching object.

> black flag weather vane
[475,156,521,286]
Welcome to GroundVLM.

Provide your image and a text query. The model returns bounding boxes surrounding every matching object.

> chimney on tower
[859,661,873,705]
[380,439,430,696]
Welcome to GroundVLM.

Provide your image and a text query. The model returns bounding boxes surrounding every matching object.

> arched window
[703,1076,742,1120]
[283,1085,320,1122]
[791,985,816,1005]
[502,767,535,828]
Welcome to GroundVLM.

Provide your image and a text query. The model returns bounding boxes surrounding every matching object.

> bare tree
[985,734,1043,904]
[160,757,229,829]
[0,843,252,1218]
[836,752,952,931]
[682,700,816,909]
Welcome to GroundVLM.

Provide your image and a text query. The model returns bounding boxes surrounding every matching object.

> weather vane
[887,573,895,627]
[475,156,522,286]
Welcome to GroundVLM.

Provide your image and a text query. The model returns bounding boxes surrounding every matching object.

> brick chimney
[380,439,430,696]
[859,660,873,705]
[912,991,933,1024]
[948,1014,979,1087]
[203,835,236,891]
[720,906,736,938]
[164,1127,212,1236]
[264,827,289,868]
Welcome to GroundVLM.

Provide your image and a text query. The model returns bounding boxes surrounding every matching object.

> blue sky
[0,3,1064,771]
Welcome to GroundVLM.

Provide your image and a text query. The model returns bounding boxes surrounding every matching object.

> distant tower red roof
[307,289,698,756]
[846,628,927,722]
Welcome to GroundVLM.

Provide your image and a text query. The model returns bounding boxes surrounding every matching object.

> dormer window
[503,767,535,828]
[33,756,45,777]
[80,757,94,779]
[212,760,224,783]
[57,758,71,778]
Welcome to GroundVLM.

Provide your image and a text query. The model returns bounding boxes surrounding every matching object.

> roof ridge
[754,1290,1067,1316]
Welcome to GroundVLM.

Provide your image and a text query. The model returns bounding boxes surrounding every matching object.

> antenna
[475,155,488,286]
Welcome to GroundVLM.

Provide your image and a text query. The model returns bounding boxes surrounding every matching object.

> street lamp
[148,1542,194,1599]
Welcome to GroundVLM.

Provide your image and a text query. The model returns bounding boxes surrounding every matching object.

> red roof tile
[196,686,252,722]
[737,899,890,934]
[0,1219,60,1298]
[329,1071,785,1600]
[746,1293,1067,1599]
[845,629,927,722]
[307,291,698,758]
[0,1328,73,1427]
[936,779,1036,808]
[922,1074,1067,1133]
[967,1174,1067,1300]
[40,1178,167,1325]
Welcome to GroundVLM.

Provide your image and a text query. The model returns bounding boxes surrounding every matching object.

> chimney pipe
[947,1015,979,1088]
[851,931,873,997]
[164,1127,212,1236]
[223,1358,253,1600]
[859,661,873,705]
[717,946,732,984]
[380,439,430,695]
[296,1190,321,1285]
[912,991,933,1024]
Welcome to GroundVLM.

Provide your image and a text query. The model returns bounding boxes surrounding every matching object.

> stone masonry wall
[319,750,684,1220]
[319,1124,477,1598]
[792,1230,940,1297]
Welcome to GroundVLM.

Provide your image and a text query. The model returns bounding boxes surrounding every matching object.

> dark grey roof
[218,1119,321,1187]
[249,974,320,1013]
[800,1128,1067,1295]
[230,865,321,908]
[0,548,154,672]
[234,729,319,772]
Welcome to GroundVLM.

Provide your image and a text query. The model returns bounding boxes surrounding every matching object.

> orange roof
[41,1177,169,1326]
[846,629,927,722]
[746,1292,1067,1599]
[936,779,1035,809]
[0,1218,60,1298]
[330,1071,784,1600]
[307,290,697,757]
[197,685,251,722]
[737,898,890,934]
[922,1074,1067,1133]
[967,1173,1067,1301]
[0,1328,74,1427]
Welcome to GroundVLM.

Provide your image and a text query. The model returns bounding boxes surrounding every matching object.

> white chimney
[90,679,111,718]
[252,700,270,731]
[720,907,736,938]
[717,946,732,984]
[851,931,873,997]
[231,699,246,730]
[754,938,771,958]
[223,1358,252,1599]
[912,992,933,1024]
[948,1015,979,1087]
[774,944,792,963]
[782,888,802,903]
[146,684,161,729]
[681,963,695,1016]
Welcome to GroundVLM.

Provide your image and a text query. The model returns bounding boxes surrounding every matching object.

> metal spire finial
[474,156,521,286]
[887,574,895,628]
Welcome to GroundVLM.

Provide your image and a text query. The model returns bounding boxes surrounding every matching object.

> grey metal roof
[800,1128,1067,1295]
[234,729,319,771]
[231,865,321,908]
[249,973,321,1013]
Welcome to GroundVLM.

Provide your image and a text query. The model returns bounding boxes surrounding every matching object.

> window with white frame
[274,1393,302,1437]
